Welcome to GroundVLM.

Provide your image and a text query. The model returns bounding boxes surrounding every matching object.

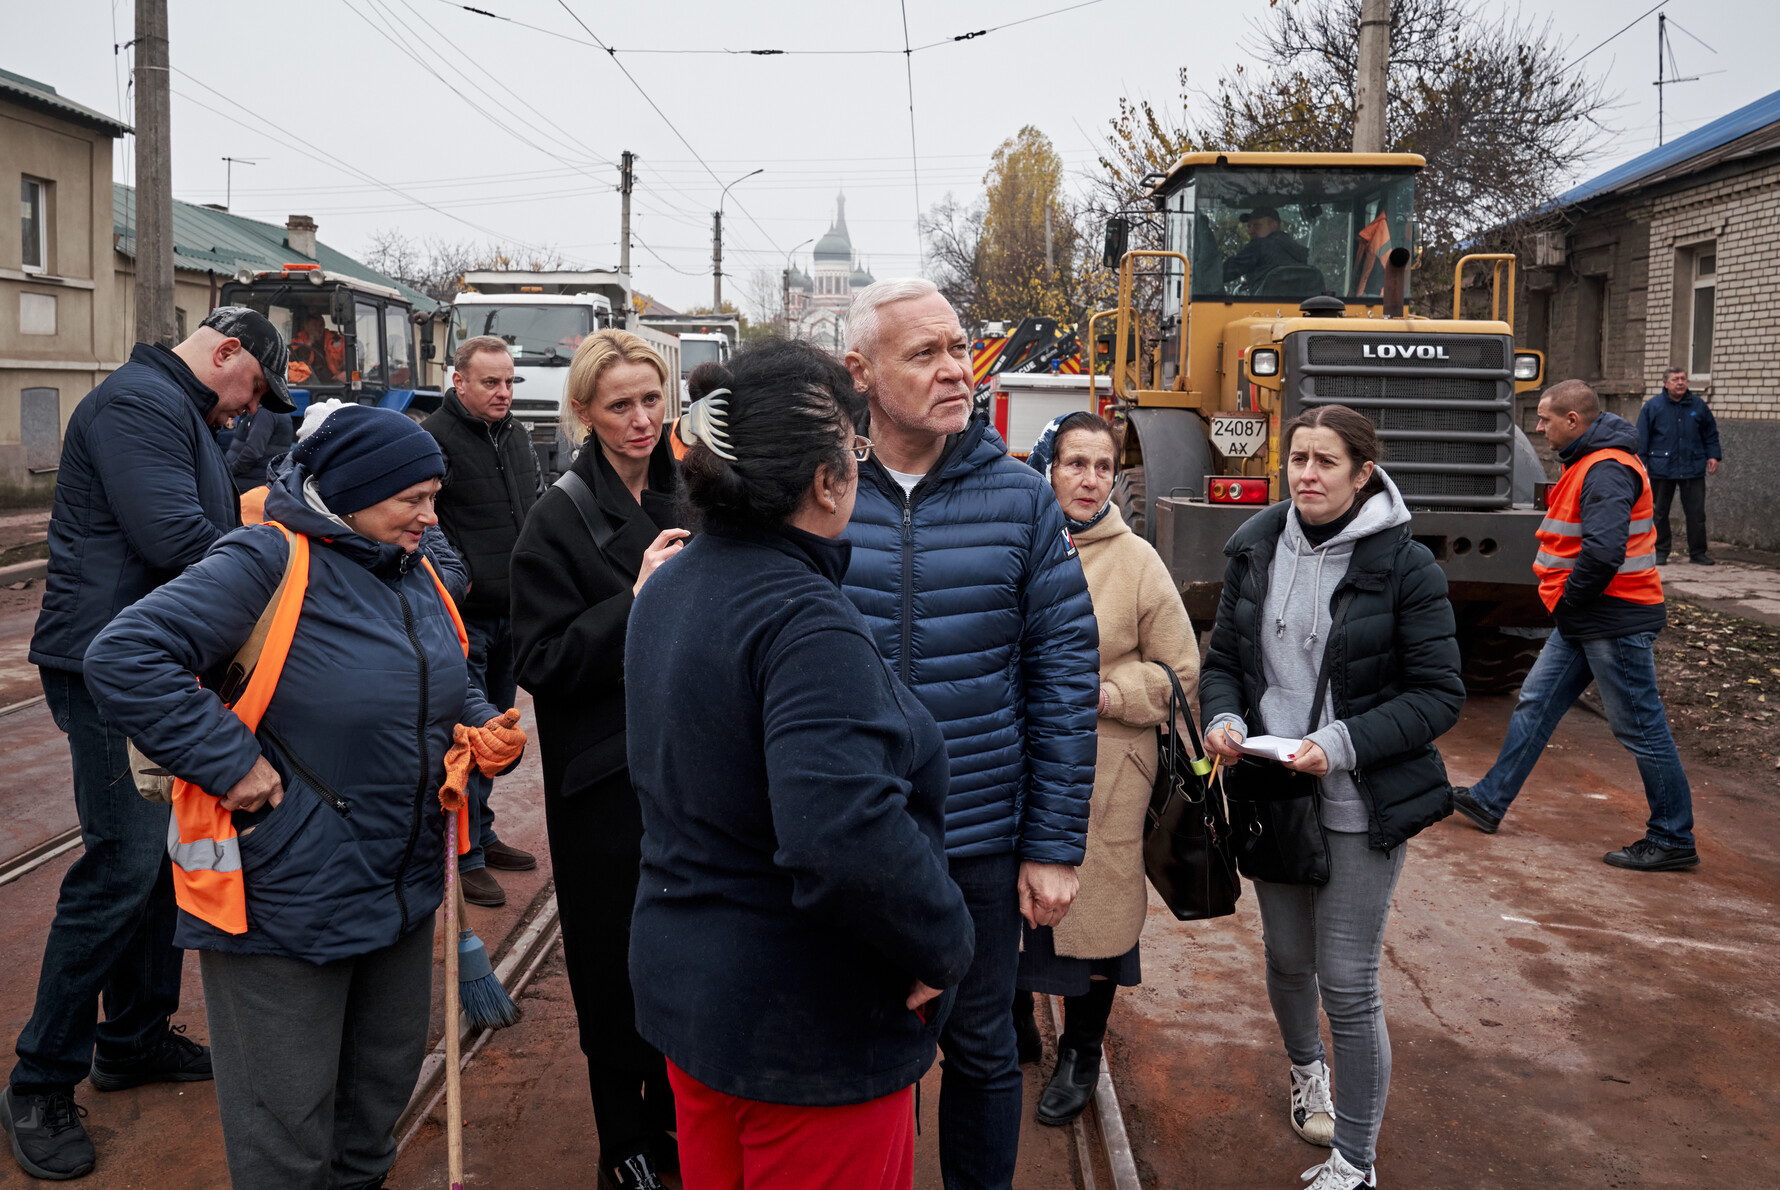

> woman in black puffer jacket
[1201,404,1463,1190]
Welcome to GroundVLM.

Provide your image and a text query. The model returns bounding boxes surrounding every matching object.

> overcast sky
[14,0,1779,314]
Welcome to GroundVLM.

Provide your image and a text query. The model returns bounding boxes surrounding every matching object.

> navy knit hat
[289,404,445,514]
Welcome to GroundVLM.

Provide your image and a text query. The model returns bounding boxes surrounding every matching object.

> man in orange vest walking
[1452,380,1697,872]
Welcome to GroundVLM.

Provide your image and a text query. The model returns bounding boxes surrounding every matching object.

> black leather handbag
[1223,591,1352,888]
[1142,663,1241,921]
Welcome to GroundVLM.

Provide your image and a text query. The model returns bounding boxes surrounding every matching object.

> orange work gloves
[439,709,527,855]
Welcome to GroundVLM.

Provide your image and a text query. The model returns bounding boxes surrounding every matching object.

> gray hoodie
[1206,471,1413,833]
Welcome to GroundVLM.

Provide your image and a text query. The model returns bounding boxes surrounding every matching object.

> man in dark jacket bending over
[422,335,541,906]
[7,309,289,1180]
[842,278,1099,1190]
[1454,380,1697,872]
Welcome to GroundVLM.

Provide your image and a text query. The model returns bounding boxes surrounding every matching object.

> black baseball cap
[1239,206,1281,223]
[201,306,293,412]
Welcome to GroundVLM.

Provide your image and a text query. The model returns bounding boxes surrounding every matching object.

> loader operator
[1222,206,1309,290]
[289,313,344,385]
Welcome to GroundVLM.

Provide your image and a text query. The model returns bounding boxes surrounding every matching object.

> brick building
[1509,87,1780,549]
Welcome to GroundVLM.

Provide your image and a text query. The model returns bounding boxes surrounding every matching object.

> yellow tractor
[1094,151,1549,691]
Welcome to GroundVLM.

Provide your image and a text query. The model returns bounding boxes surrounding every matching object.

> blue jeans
[11,669,184,1093]
[1470,627,1695,849]
[937,852,1023,1190]
[461,614,516,872]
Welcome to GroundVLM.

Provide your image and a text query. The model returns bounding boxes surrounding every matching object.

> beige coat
[1052,504,1199,960]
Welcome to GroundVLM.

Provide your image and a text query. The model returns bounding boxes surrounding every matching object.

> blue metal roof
[1550,86,1780,209]
[112,185,437,312]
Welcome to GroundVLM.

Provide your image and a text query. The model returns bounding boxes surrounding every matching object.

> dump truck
[218,265,444,419]
[1096,151,1550,691]
[639,314,741,385]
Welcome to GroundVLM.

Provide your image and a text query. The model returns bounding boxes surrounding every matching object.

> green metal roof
[0,67,131,137]
[113,185,438,312]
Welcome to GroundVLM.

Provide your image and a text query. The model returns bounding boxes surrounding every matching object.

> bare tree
[364,230,570,303]
[921,193,984,324]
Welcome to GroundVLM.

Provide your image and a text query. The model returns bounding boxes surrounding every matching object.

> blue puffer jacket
[843,415,1099,863]
[1635,390,1721,480]
[31,343,241,672]
[84,465,498,963]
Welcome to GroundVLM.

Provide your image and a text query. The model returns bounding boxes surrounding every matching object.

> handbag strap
[1304,589,1355,738]
[216,523,306,706]
[555,469,618,555]
[1153,662,1214,779]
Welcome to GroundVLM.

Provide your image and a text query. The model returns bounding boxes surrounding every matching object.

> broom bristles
[457,929,521,1031]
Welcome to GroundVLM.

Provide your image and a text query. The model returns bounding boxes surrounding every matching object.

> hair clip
[680,389,737,461]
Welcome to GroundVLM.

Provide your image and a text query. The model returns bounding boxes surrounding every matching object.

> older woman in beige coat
[1014,411,1200,1128]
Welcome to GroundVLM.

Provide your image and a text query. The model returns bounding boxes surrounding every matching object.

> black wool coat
[510,435,679,804]
[422,390,540,618]
[1200,501,1466,851]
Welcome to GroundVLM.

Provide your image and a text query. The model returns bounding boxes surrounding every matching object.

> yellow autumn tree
[973,127,1077,324]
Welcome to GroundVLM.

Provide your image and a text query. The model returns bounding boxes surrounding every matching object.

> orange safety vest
[1532,447,1663,614]
[167,523,469,935]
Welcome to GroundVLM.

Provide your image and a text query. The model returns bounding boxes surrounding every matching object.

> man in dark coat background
[1222,206,1310,290]
[6,308,289,1181]
[422,334,541,906]
[1636,365,1722,566]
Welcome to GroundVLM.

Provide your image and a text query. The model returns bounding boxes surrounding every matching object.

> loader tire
[1458,627,1547,696]
[1113,466,1147,539]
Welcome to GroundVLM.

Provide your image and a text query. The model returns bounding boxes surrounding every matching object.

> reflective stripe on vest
[168,523,308,935]
[168,532,471,936]
[1532,447,1664,613]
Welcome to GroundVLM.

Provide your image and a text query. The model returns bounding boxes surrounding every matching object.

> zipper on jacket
[899,490,914,685]
[259,725,351,818]
[391,562,432,936]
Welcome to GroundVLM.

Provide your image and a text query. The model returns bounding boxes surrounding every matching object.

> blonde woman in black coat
[510,329,687,1190]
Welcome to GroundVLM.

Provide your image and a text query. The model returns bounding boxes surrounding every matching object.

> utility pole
[618,150,634,326]
[781,267,791,338]
[134,0,175,346]
[1044,205,1055,282]
[711,209,723,312]
[1352,0,1392,154]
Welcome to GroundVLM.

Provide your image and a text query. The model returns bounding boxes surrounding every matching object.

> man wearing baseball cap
[4,308,288,1180]
[1222,205,1311,291]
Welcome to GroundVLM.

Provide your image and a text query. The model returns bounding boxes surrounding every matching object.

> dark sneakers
[1451,787,1502,834]
[482,840,537,872]
[2,1086,95,1180]
[1035,1047,1099,1127]
[1605,839,1700,872]
[1690,554,1717,566]
[598,1152,667,1189]
[89,1024,213,1092]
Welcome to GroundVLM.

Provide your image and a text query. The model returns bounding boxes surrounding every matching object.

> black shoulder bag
[554,470,617,554]
[1142,663,1241,921]
[1223,589,1353,887]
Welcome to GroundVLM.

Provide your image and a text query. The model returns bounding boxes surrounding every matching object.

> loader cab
[1154,157,1419,319]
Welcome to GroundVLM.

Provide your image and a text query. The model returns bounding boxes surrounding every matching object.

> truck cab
[218,265,442,420]
[1099,152,1551,689]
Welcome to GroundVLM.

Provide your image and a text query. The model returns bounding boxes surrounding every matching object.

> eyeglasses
[852,435,873,463]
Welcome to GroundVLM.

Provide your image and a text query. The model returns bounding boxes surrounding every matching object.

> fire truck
[1097,151,1549,690]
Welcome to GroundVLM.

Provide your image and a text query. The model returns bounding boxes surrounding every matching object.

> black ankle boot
[1035,1047,1099,1127]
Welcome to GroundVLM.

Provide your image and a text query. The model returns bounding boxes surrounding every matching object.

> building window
[21,177,47,273]
[175,307,188,340]
[1689,249,1715,381]
[19,292,56,335]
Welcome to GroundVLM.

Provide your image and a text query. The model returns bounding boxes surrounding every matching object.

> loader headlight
[1513,352,1542,382]
[1250,348,1280,377]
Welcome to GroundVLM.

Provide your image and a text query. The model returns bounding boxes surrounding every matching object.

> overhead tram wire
[899,0,923,270]
[168,68,547,250]
[341,0,612,180]
[428,0,1106,56]
[551,1,785,261]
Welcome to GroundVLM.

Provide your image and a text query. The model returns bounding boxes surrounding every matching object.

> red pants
[665,1060,914,1190]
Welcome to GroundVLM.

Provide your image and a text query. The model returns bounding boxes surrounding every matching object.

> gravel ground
[1655,598,1780,781]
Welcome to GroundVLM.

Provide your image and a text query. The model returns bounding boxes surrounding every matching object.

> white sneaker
[1289,1060,1335,1146]
[1300,1149,1376,1189]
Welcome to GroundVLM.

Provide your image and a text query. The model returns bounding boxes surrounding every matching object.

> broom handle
[444,814,464,1190]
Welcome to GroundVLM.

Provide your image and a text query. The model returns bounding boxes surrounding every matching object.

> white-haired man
[841,278,1099,1190]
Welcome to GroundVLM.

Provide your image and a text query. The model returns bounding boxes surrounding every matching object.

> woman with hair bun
[510,328,687,1189]
[625,337,976,1190]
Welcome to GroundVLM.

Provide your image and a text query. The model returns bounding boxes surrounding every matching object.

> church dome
[813,193,852,263]
[851,261,875,287]
[789,265,814,292]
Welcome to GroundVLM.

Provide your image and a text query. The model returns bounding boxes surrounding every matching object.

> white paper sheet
[1236,734,1304,763]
